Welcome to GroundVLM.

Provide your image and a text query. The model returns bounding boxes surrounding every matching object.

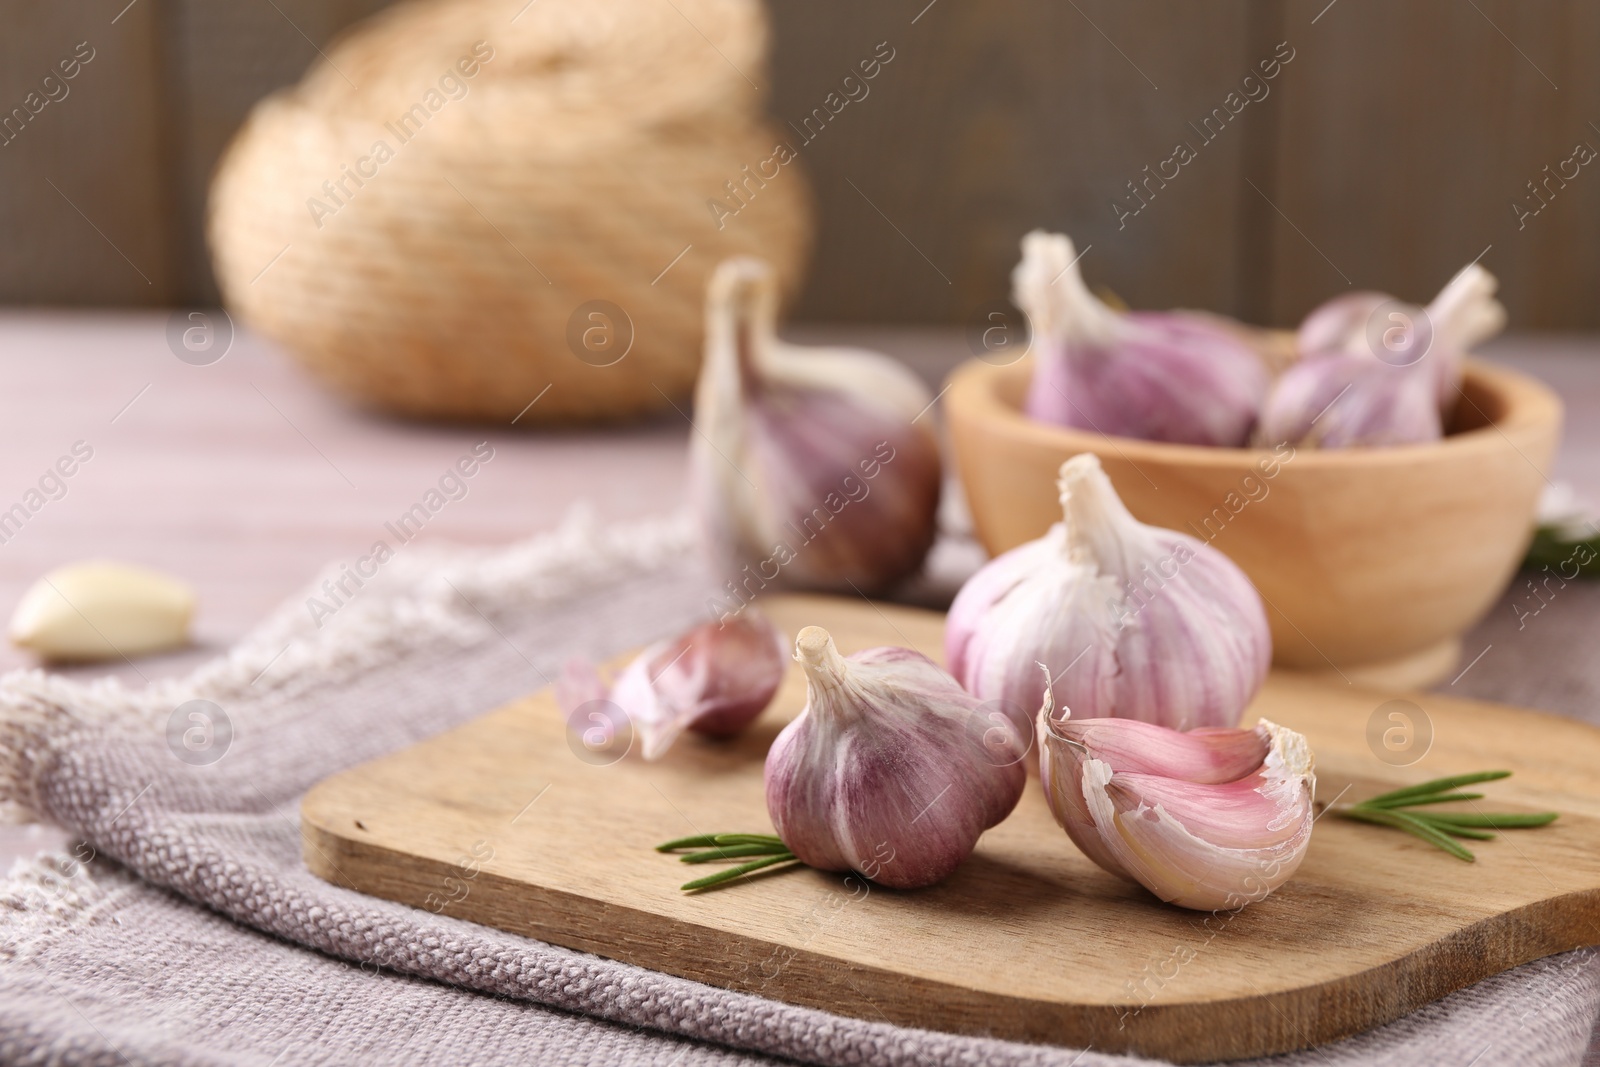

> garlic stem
[1015,231,1121,346]
[1425,263,1504,352]
[1057,454,1147,575]
[794,626,851,703]
[704,256,780,402]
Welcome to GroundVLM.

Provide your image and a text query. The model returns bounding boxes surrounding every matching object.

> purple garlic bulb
[1294,262,1506,421]
[946,453,1270,731]
[557,609,786,760]
[1255,353,1442,449]
[764,626,1028,889]
[1014,231,1268,447]
[691,257,942,596]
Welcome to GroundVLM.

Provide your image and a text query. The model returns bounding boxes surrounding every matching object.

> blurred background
[3,0,1597,327]
[0,0,1596,692]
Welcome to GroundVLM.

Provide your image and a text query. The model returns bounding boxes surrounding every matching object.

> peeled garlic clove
[946,453,1270,731]
[1256,353,1442,449]
[691,257,942,596]
[10,560,194,662]
[1038,688,1315,911]
[1014,231,1268,447]
[557,610,786,761]
[765,626,1027,889]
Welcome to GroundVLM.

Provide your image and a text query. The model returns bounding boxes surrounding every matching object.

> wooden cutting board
[301,594,1600,1062]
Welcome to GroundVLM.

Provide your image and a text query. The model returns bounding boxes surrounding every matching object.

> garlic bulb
[1295,262,1506,417]
[1038,684,1315,911]
[1014,231,1268,447]
[1255,354,1442,449]
[10,560,194,662]
[556,610,786,761]
[946,453,1270,731]
[765,626,1028,889]
[691,257,942,595]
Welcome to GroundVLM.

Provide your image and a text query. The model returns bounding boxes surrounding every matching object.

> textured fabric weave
[0,512,1595,1067]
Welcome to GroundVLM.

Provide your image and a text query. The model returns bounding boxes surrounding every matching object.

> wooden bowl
[945,355,1562,688]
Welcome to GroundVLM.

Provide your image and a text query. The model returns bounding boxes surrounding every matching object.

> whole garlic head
[1038,687,1315,911]
[691,257,942,595]
[1295,262,1506,419]
[946,453,1270,731]
[764,626,1028,889]
[1014,231,1268,447]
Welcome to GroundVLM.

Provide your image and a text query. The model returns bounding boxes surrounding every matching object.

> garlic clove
[10,560,194,662]
[1038,682,1315,911]
[1013,230,1268,447]
[1048,716,1271,784]
[946,453,1270,731]
[1083,743,1314,911]
[1035,677,1275,879]
[691,257,943,596]
[557,610,787,761]
[765,625,1027,889]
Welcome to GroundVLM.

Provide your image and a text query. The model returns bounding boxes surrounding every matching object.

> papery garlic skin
[765,626,1027,889]
[691,257,942,595]
[556,610,786,761]
[1014,231,1268,447]
[946,453,1270,731]
[10,561,194,662]
[1038,690,1315,911]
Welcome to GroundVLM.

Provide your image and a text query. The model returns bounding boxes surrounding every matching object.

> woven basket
[209,0,812,423]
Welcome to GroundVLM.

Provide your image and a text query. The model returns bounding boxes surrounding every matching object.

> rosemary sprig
[1333,770,1558,861]
[678,843,791,864]
[1363,790,1484,809]
[657,832,803,892]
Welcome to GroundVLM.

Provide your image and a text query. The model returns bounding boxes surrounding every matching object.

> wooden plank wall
[0,0,1596,328]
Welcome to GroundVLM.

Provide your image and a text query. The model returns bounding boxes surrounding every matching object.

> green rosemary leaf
[1404,816,1496,840]
[1362,771,1511,807]
[711,834,788,847]
[1418,811,1560,829]
[1524,527,1600,576]
[1338,806,1476,861]
[678,843,794,864]
[657,834,725,852]
[1366,791,1484,809]
[681,853,800,892]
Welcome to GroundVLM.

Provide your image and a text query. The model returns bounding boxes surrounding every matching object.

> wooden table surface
[2,311,1597,854]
